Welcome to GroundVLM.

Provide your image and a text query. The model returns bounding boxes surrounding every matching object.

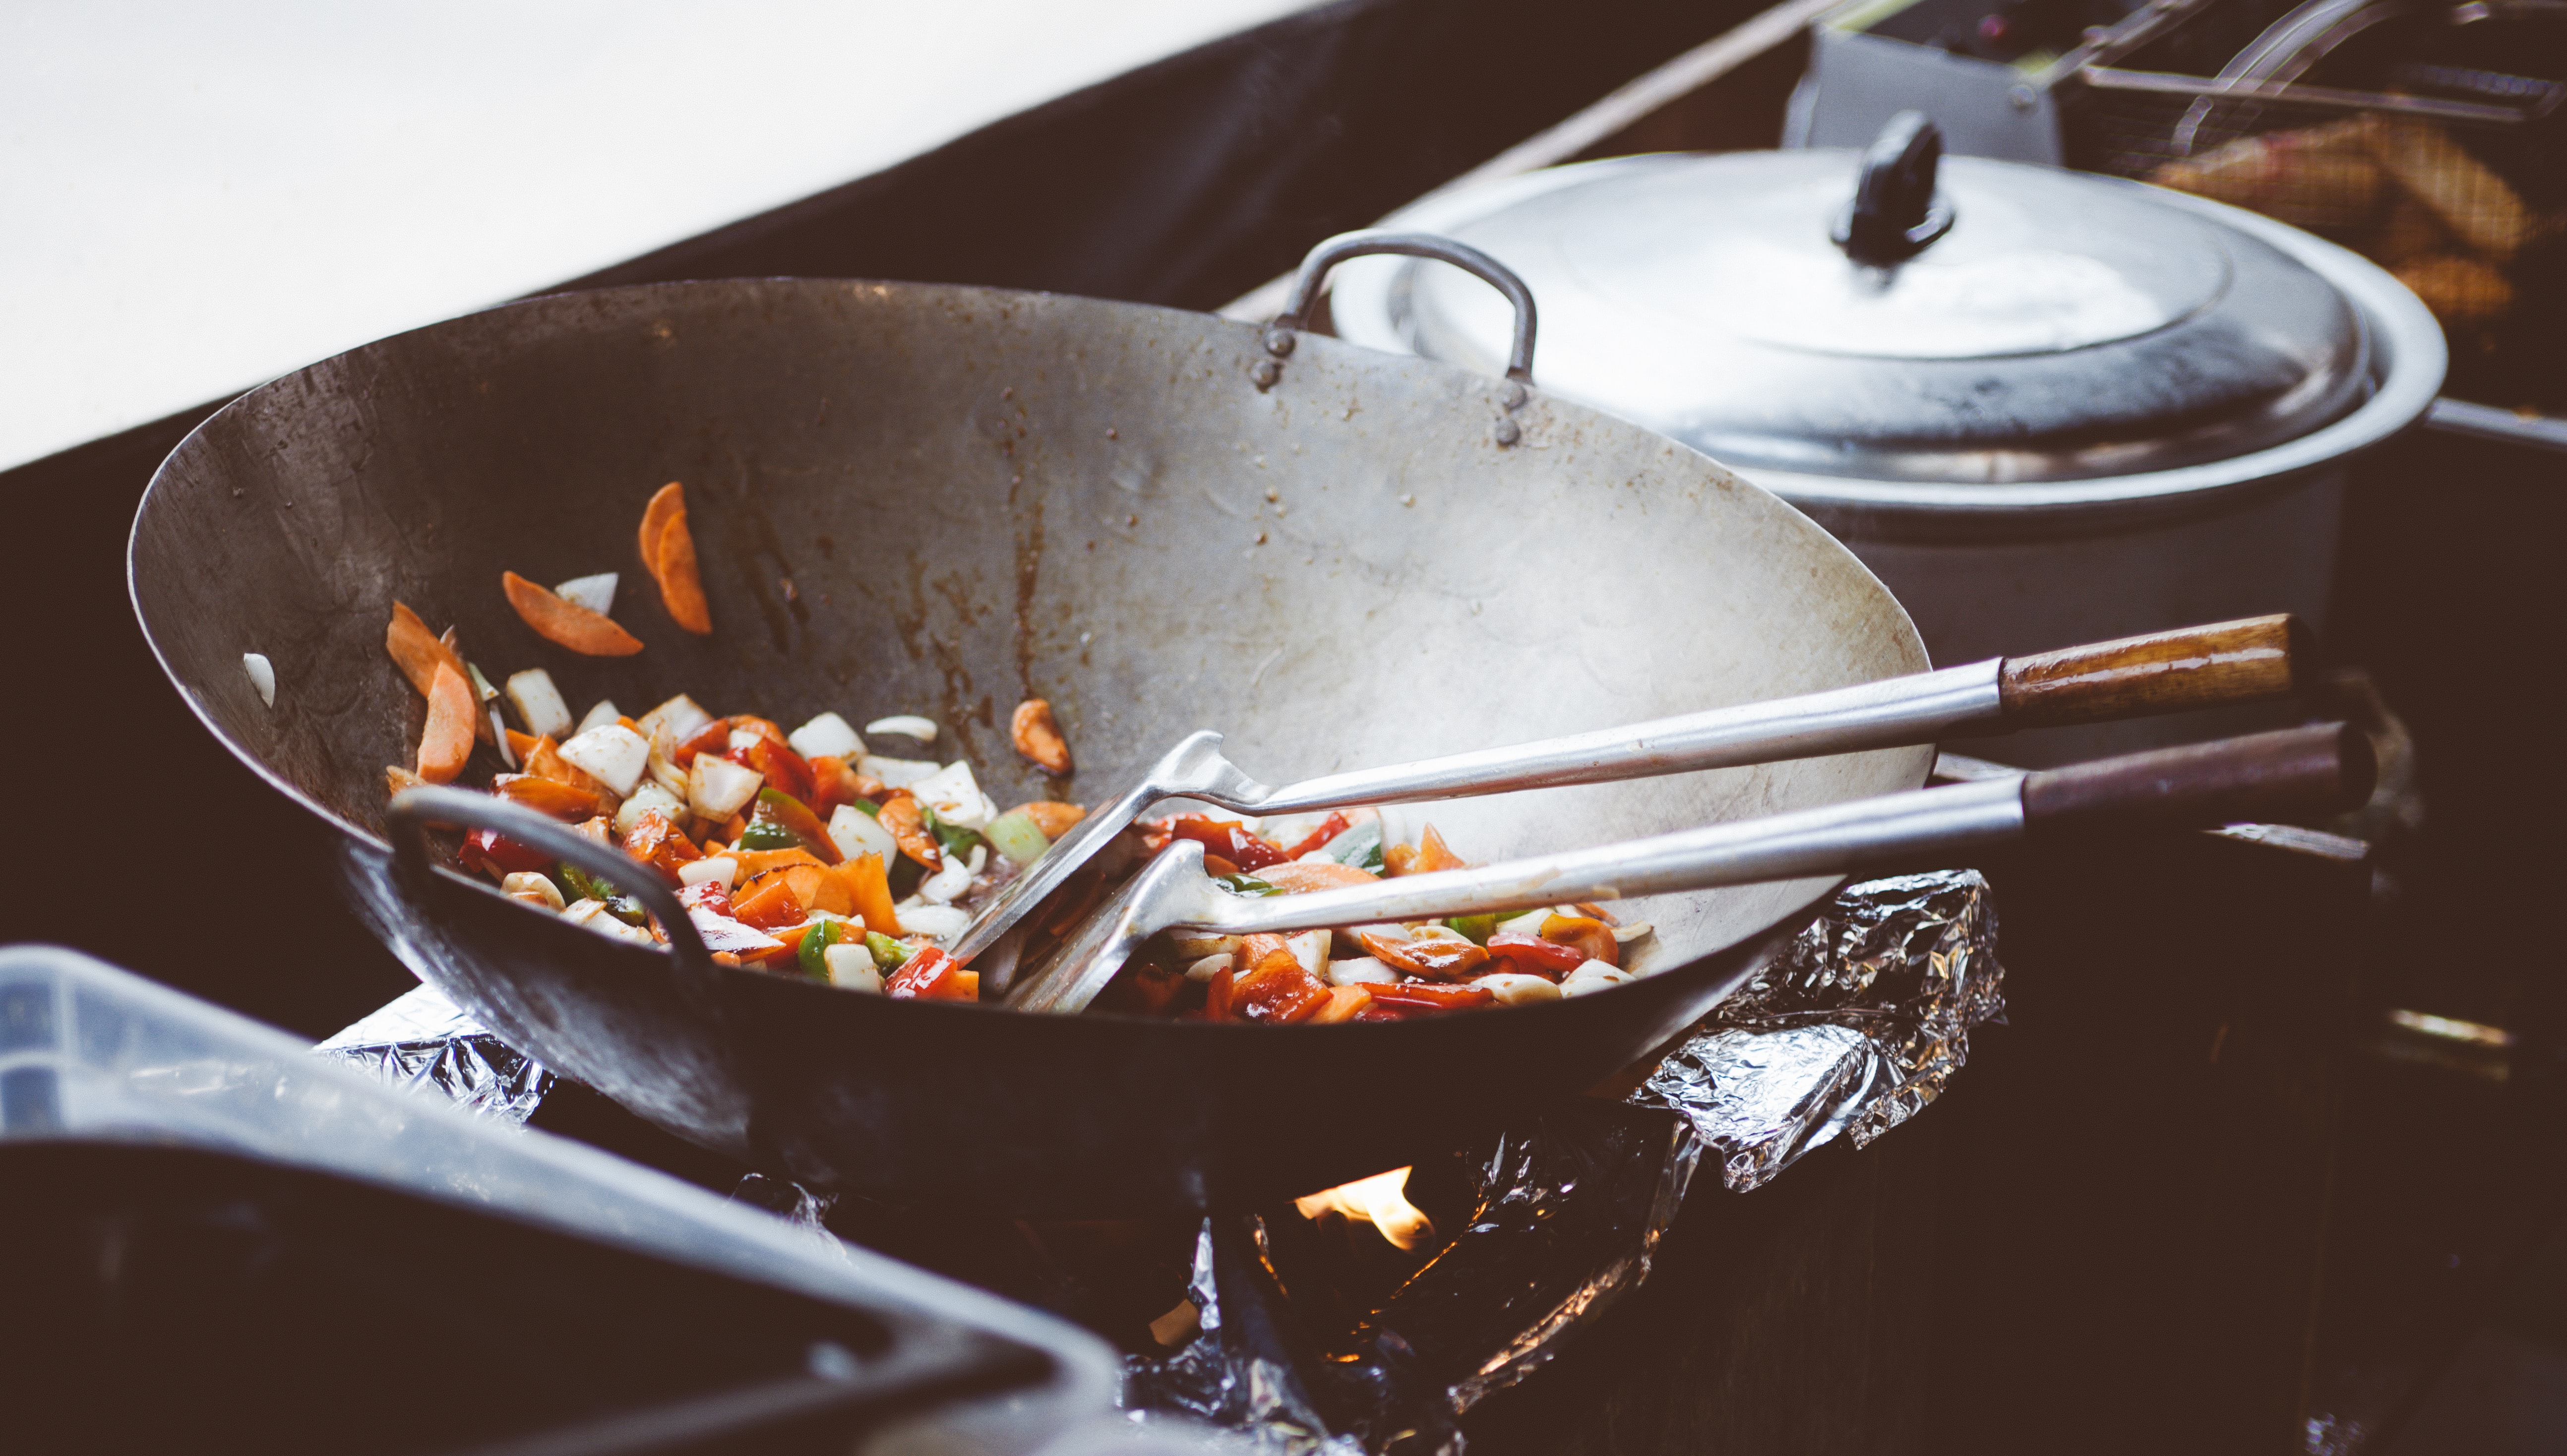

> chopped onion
[504,669,573,740]
[1325,958,1398,987]
[1493,909,1550,938]
[552,573,617,616]
[614,782,687,836]
[1185,953,1235,982]
[635,693,712,746]
[918,851,977,904]
[823,942,883,992]
[1559,961,1635,997]
[679,856,739,891]
[501,872,564,911]
[896,904,971,940]
[787,711,865,762]
[1474,972,1561,1006]
[1173,934,1242,960]
[982,809,1051,866]
[864,715,938,743]
[242,653,276,707]
[687,753,763,819]
[857,754,941,789]
[826,804,898,869]
[558,724,650,796]
[575,699,622,736]
[688,906,783,954]
[1610,921,1654,944]
[1285,929,1331,975]
[909,760,996,830]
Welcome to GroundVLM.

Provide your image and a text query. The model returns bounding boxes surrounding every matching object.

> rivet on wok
[1250,358,1282,390]
[1263,328,1297,358]
[1493,419,1522,447]
[1502,381,1528,410]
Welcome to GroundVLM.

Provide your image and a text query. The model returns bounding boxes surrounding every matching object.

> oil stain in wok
[717,451,804,655]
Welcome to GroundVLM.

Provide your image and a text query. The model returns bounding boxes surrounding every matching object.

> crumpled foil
[1635,869,2005,1191]
[312,982,554,1125]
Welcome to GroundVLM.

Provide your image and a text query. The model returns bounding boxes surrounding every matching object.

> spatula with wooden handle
[954,614,2311,969]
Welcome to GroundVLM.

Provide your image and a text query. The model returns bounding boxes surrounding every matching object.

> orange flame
[1293,1166,1435,1251]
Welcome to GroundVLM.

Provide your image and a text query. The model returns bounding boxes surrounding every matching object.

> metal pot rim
[1344,157,2446,530]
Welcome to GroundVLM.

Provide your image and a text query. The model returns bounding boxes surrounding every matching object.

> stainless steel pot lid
[1336,115,2374,484]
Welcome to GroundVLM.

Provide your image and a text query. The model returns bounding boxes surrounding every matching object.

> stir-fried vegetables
[378,482,1652,1019]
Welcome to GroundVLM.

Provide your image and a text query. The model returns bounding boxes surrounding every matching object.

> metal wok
[130,266,1938,1214]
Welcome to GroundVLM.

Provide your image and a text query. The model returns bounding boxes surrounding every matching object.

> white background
[0,0,1316,472]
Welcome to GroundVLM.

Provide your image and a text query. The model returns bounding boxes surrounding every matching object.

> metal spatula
[1001,721,2369,1014]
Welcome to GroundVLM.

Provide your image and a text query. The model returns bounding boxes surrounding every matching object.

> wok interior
[133,279,1932,992]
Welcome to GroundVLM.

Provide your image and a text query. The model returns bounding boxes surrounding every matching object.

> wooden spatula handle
[2000,614,2312,728]
[2023,722,2373,834]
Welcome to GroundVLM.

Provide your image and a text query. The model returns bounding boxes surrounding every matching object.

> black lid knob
[1833,112,1956,268]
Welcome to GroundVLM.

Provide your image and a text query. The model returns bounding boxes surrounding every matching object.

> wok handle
[387,786,723,1000]
[1204,725,2374,935]
[1272,230,1538,382]
[2000,614,2311,729]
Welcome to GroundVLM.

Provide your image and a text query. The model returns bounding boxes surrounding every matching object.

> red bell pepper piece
[735,736,817,806]
[1203,966,1237,1021]
[1232,961,1332,1024]
[672,717,732,767]
[462,826,553,878]
[1279,812,1350,861]
[1485,932,1585,976]
[885,946,974,1000]
[1166,815,1287,873]
[1364,980,1496,1012]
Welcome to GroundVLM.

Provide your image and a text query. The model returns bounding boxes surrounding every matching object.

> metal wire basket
[2045,0,2567,406]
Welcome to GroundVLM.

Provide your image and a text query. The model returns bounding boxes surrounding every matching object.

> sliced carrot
[831,852,901,935]
[641,482,713,635]
[494,774,602,820]
[729,875,803,929]
[1013,801,1087,839]
[505,728,543,762]
[876,792,943,870]
[730,847,824,879]
[385,602,466,697]
[416,662,476,784]
[501,571,644,657]
[639,483,682,583]
[1309,985,1373,1025]
[1257,860,1380,894]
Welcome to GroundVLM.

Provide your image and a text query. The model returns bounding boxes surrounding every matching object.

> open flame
[1293,1166,1435,1251]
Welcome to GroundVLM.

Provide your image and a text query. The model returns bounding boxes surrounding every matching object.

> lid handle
[1833,112,1956,268]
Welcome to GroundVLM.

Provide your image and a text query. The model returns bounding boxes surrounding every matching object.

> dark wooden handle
[2023,722,2375,835]
[1999,615,2313,728]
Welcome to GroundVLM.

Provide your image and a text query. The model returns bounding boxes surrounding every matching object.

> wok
[133,260,1954,1214]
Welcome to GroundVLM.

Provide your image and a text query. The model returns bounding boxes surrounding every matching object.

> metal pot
[1327,115,2447,762]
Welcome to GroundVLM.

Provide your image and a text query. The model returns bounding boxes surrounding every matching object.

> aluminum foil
[1636,869,2005,1191]
[1122,871,2003,1454]
[313,982,553,1125]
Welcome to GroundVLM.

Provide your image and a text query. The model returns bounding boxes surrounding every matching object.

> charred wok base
[338,841,1805,1215]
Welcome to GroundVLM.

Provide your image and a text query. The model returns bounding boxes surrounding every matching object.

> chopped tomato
[1232,961,1332,1023]
[622,810,702,884]
[1357,930,1488,980]
[1485,931,1584,976]
[461,826,552,878]
[1204,966,1237,1021]
[1233,933,1296,980]
[672,718,731,766]
[885,946,974,1000]
[1279,812,1350,860]
[806,756,884,813]
[1166,815,1287,872]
